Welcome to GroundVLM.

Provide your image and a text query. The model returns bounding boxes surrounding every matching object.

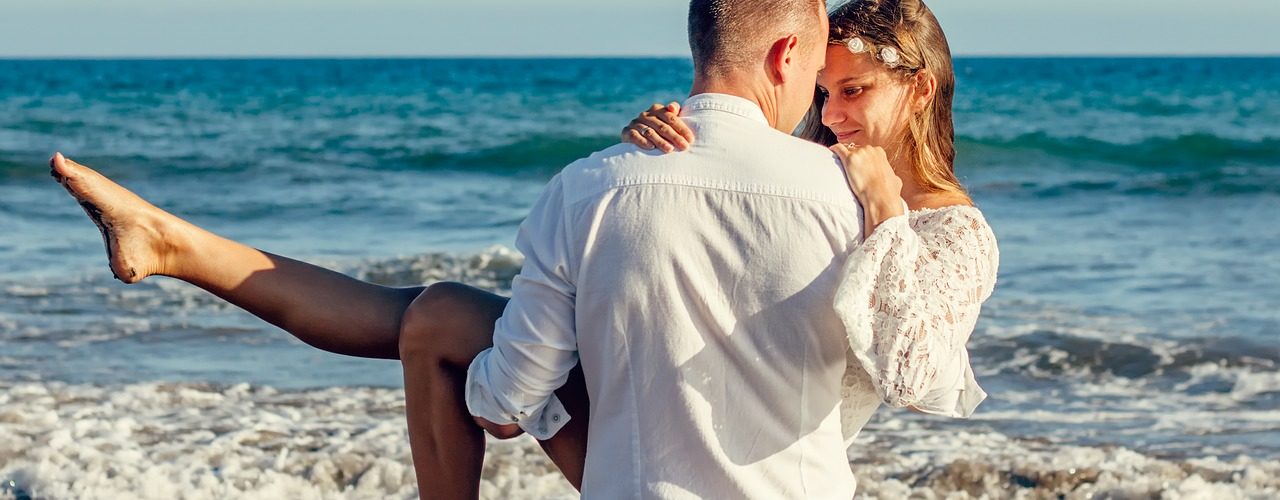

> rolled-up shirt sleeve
[465,174,578,440]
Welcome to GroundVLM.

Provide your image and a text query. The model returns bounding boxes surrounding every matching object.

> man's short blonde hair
[687,0,826,78]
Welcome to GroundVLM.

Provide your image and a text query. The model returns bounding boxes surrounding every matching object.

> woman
[624,0,998,437]
[48,0,994,495]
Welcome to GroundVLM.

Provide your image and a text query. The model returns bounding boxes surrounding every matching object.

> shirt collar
[681,93,770,126]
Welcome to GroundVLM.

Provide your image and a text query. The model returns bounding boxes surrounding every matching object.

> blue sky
[2,0,1276,57]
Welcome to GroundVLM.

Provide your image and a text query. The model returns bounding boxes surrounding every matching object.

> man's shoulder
[551,127,848,207]
[762,128,841,162]
[560,128,838,174]
[574,142,654,168]
[553,142,667,198]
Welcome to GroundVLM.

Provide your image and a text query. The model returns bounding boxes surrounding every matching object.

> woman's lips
[835,131,859,143]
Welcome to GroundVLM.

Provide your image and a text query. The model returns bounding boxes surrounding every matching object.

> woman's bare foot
[50,153,185,284]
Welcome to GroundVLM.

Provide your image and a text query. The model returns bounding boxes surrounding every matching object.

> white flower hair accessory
[834,36,909,70]
[879,46,901,67]
[845,37,868,53]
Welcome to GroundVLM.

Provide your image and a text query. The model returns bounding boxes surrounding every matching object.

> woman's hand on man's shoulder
[621,102,695,153]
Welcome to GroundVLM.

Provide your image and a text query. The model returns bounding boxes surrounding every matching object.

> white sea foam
[0,381,574,500]
[2,380,1277,499]
[1,287,48,298]
[348,244,524,291]
[1231,370,1280,400]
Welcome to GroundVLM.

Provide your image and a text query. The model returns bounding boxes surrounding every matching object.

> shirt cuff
[907,348,987,418]
[463,347,572,440]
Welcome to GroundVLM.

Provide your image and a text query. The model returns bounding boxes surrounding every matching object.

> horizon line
[1,53,1278,61]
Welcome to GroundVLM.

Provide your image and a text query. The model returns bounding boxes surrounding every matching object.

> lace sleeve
[834,206,999,424]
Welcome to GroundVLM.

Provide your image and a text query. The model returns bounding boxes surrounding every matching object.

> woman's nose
[821,101,842,128]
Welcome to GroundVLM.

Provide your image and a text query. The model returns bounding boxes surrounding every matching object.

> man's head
[687,0,828,133]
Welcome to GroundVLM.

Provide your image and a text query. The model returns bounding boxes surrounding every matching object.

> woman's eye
[842,87,864,98]
[816,87,830,98]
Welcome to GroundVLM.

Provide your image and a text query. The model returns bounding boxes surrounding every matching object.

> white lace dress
[834,205,1000,444]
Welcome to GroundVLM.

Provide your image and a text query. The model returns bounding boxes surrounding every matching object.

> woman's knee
[398,281,497,365]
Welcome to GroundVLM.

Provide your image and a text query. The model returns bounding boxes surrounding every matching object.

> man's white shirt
[465,93,864,499]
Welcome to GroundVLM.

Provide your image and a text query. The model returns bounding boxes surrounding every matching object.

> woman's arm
[828,143,905,236]
[836,207,999,417]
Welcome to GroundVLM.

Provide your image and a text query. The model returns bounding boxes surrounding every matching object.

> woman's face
[816,45,917,150]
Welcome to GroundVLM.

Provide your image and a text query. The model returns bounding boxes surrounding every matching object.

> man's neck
[690,74,782,130]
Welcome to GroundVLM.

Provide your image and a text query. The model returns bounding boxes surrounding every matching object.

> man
[459,0,863,497]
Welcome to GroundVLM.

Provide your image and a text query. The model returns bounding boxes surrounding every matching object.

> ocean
[1,57,1278,498]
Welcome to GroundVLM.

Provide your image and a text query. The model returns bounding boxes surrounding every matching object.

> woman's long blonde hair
[798,0,970,202]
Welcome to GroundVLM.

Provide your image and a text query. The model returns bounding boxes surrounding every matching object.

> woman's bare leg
[399,282,589,497]
[51,153,593,494]
[49,153,418,359]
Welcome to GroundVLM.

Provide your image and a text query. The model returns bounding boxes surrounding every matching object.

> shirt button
[551,414,561,423]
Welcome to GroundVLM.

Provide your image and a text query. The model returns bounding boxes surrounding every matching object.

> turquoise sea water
[1,57,1278,496]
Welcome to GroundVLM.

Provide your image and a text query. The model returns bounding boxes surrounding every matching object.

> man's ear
[765,35,802,85]
[912,70,937,113]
